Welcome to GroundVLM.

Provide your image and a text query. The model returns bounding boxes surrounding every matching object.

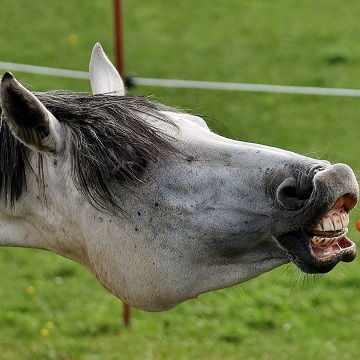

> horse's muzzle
[274,164,358,273]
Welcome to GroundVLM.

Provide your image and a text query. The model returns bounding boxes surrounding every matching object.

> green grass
[1,0,360,359]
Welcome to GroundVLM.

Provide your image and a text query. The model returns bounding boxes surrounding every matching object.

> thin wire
[2,61,360,97]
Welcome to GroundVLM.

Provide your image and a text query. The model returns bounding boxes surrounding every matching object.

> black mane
[0,91,179,212]
[0,118,28,207]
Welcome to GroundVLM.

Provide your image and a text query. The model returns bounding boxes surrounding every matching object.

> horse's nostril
[276,178,313,210]
[281,185,297,199]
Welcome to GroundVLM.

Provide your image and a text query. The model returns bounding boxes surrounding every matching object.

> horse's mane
[0,91,179,212]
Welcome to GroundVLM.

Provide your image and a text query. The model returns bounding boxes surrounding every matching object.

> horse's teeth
[340,212,349,228]
[322,216,335,232]
[321,238,332,247]
[311,236,323,246]
[332,213,343,231]
[312,210,349,234]
[311,231,347,250]
[313,223,323,231]
[311,236,332,249]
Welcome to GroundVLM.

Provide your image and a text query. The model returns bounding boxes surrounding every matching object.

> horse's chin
[277,195,357,274]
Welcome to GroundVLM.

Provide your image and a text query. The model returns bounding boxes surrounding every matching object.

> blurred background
[1,1,360,359]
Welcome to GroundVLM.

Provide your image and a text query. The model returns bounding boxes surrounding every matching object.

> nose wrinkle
[295,170,313,195]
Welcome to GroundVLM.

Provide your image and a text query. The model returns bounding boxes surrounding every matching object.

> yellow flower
[26,286,36,294]
[40,328,49,337]
[68,34,79,45]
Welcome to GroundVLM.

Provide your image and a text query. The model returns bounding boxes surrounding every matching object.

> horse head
[0,44,358,311]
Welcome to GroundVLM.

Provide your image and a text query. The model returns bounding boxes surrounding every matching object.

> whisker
[232,285,250,305]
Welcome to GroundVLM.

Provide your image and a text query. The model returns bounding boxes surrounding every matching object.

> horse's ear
[0,72,60,153]
[89,42,125,96]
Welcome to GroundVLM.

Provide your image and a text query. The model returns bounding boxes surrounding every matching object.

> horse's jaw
[79,224,290,312]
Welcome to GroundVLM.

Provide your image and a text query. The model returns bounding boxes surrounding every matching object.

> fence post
[113,0,131,327]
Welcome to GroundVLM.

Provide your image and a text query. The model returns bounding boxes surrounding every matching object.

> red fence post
[113,0,125,77]
[113,0,131,327]
[123,301,131,327]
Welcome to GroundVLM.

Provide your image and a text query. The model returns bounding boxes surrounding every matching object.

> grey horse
[0,44,357,311]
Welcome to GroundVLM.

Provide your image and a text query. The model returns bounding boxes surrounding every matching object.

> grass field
[1,1,360,359]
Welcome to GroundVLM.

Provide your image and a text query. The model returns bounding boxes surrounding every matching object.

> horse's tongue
[312,242,340,259]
